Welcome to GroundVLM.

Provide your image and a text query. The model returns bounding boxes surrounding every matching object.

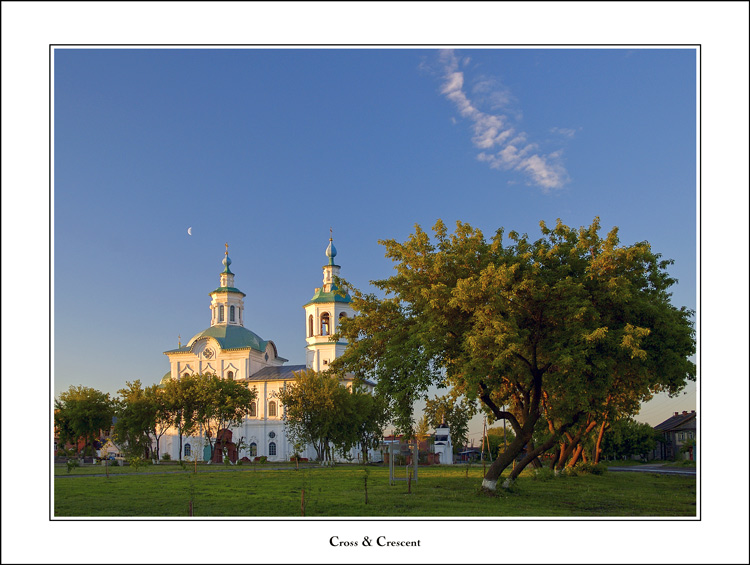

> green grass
[54,464,696,517]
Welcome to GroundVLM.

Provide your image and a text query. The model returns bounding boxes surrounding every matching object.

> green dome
[187,324,268,352]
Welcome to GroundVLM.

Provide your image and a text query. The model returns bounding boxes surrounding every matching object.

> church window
[268,401,277,417]
[219,305,224,322]
[249,442,257,457]
[249,402,257,417]
[339,312,347,319]
[308,314,313,337]
[183,372,190,378]
[184,443,191,457]
[227,370,234,381]
[269,442,277,456]
[321,312,330,336]
[230,305,235,322]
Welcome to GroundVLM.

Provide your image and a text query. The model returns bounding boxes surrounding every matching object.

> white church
[156,238,375,463]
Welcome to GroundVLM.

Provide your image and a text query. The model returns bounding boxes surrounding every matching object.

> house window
[219,305,224,322]
[249,402,257,417]
[321,312,330,336]
[184,443,191,457]
[268,401,277,417]
[230,305,235,322]
[269,442,277,456]
[308,314,314,337]
[678,432,684,441]
[249,442,257,457]
[227,370,234,381]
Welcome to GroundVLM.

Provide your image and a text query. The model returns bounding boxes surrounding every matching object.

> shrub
[161,453,171,461]
[66,458,79,474]
[575,462,607,476]
[128,456,144,471]
[259,456,267,464]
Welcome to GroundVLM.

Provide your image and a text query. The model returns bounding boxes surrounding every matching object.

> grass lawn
[53,463,696,518]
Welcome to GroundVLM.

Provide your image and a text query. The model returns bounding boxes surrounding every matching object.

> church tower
[304,235,354,371]
[209,243,246,327]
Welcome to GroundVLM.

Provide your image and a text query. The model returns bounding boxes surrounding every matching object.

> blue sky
[53,47,697,431]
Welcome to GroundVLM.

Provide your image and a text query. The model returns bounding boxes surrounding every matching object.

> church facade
[158,238,366,463]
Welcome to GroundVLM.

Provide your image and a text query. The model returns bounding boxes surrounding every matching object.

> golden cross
[225,242,229,254]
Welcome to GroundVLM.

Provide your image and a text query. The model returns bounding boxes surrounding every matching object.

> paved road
[607,464,696,476]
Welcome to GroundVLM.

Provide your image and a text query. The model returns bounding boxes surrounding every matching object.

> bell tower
[209,243,246,327]
[303,233,354,371]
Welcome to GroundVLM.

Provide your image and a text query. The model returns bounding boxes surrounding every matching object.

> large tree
[332,218,695,490]
[276,369,386,463]
[191,373,258,461]
[115,380,171,461]
[54,385,114,458]
[162,374,200,461]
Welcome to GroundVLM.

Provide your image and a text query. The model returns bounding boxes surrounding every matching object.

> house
[653,410,697,460]
[97,439,123,460]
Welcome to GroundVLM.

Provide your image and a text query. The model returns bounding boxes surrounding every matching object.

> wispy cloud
[437,50,569,191]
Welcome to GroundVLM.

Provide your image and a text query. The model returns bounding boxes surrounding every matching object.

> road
[607,464,696,476]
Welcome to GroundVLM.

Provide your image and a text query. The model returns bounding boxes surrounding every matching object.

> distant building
[653,410,697,460]
[158,239,373,463]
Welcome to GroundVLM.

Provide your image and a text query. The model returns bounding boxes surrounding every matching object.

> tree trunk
[567,444,584,467]
[593,420,608,464]
[481,427,535,491]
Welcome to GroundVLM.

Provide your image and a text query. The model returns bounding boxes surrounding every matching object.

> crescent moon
[187,227,192,236]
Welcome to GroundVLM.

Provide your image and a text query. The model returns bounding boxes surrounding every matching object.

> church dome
[186,324,269,352]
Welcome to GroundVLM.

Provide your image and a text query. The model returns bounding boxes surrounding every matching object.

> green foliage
[485,426,516,459]
[575,462,607,475]
[600,418,658,460]
[277,369,389,464]
[258,456,268,464]
[55,386,114,461]
[115,380,163,460]
[332,218,695,482]
[162,372,257,461]
[66,458,79,474]
[128,456,144,471]
[161,453,171,461]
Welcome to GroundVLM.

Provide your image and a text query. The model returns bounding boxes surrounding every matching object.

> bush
[161,453,171,461]
[574,462,607,476]
[66,458,79,474]
[259,456,267,464]
[128,456,144,471]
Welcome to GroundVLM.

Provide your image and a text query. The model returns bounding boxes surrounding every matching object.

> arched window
[321,312,330,336]
[308,314,313,337]
[184,443,191,457]
[227,370,234,381]
[268,401,277,417]
[249,402,257,417]
[183,372,190,378]
[219,305,225,322]
[339,312,347,320]
[230,305,235,322]
[249,442,257,457]
[269,442,277,456]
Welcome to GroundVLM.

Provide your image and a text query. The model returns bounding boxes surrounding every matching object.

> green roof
[209,286,246,296]
[305,284,351,306]
[186,324,268,352]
